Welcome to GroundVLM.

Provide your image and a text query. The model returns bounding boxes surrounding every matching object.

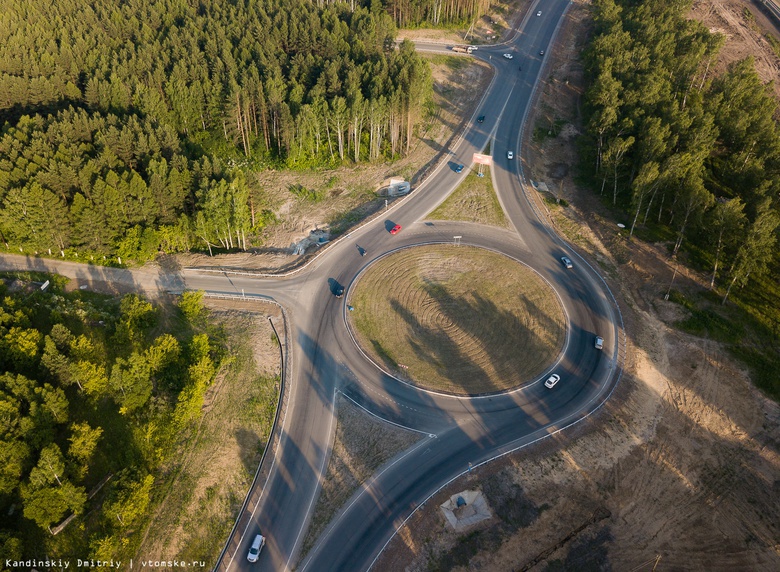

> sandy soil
[691,0,780,100]
[374,1,780,570]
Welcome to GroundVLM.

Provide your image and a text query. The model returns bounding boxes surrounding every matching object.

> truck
[451,46,475,54]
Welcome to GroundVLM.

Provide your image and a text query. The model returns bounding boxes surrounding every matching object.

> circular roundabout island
[348,244,566,395]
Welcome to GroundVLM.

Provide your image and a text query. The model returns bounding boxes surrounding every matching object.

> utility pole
[664,262,678,300]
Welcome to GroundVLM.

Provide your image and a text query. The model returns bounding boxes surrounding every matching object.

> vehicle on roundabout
[334,285,345,298]
[507,150,514,159]
[595,336,604,350]
[560,256,573,269]
[540,49,545,56]
[503,53,513,59]
[544,374,561,389]
[537,10,542,16]
[390,224,402,235]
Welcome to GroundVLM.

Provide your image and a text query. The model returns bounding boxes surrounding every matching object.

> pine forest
[0,0,433,261]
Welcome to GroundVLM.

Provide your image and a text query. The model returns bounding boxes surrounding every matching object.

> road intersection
[210,2,624,570]
[0,1,625,570]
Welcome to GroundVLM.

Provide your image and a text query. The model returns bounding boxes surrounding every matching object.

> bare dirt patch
[349,245,565,394]
[301,394,422,557]
[691,0,780,100]
[375,1,780,570]
[136,307,280,566]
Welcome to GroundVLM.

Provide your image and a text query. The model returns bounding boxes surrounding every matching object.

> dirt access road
[374,1,780,570]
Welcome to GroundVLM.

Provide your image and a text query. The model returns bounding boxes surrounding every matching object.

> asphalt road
[209,1,621,570]
[0,2,623,571]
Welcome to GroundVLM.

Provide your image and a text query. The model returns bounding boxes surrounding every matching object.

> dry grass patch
[301,394,422,556]
[349,245,565,394]
[427,168,509,228]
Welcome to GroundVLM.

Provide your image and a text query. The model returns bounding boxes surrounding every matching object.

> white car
[247,534,265,563]
[503,53,513,60]
[507,151,514,159]
[537,10,542,16]
[544,374,560,389]
[595,336,604,350]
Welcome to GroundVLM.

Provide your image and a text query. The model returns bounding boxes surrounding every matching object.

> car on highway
[507,150,514,159]
[595,336,604,350]
[544,374,560,389]
[537,10,542,16]
[247,534,266,563]
[560,256,573,269]
[477,115,485,123]
[503,53,513,59]
[390,224,402,235]
[540,50,545,56]
[455,164,464,173]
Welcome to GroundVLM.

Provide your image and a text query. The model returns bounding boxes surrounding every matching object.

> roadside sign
[473,153,492,165]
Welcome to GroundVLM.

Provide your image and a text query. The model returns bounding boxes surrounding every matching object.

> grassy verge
[427,169,508,228]
[301,395,421,557]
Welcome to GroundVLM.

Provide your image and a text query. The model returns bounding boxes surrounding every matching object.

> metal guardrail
[754,0,780,25]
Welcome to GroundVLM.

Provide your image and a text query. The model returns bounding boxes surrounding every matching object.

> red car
[390,224,402,235]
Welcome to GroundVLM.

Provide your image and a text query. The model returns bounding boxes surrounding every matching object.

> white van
[247,534,266,563]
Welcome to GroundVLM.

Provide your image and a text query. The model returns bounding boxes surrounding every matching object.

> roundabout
[348,244,566,395]
[171,1,624,570]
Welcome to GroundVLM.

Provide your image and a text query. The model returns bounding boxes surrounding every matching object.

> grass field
[427,168,509,228]
[349,245,565,394]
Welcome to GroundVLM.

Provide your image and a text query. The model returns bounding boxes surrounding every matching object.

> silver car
[544,374,560,389]
[247,534,265,563]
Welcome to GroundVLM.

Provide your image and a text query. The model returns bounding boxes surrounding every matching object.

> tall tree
[722,199,780,304]
[707,198,747,290]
